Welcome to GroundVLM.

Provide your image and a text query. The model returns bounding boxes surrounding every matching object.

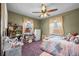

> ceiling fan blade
[47,9,58,12]
[32,12,41,13]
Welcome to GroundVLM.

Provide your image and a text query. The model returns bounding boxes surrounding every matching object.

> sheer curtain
[23,17,33,33]
[49,16,64,35]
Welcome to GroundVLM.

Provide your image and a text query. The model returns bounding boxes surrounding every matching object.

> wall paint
[63,8,79,34]
[8,8,79,36]
[8,11,41,30]
[8,11,23,25]
[40,19,49,36]
[41,8,79,36]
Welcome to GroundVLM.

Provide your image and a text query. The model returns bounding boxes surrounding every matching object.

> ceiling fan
[32,4,58,18]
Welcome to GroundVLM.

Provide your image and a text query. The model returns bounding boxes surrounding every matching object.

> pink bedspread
[41,39,79,56]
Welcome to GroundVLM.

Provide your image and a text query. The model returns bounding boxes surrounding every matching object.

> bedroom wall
[63,8,79,34]
[40,19,49,36]
[8,8,79,37]
[8,11,41,30]
[41,8,79,36]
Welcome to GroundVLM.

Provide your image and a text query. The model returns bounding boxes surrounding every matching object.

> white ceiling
[7,3,79,19]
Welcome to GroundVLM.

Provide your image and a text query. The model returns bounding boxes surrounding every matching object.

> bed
[40,34,79,56]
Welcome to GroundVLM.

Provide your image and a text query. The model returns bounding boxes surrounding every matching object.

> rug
[22,41,43,56]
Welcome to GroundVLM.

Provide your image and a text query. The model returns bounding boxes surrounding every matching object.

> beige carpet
[40,52,52,56]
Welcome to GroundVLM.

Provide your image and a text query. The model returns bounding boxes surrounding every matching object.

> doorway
[0,3,1,56]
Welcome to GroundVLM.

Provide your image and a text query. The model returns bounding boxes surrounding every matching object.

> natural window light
[23,20,33,33]
[49,16,64,35]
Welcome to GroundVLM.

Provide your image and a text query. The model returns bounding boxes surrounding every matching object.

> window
[24,21,33,29]
[49,16,64,35]
[23,20,33,33]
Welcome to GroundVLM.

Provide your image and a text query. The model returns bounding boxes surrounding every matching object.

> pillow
[70,36,75,41]
[74,37,79,44]
[65,35,71,41]
[71,32,78,36]
[76,35,79,37]
[65,33,72,41]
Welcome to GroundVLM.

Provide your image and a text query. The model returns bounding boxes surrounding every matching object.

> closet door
[0,3,1,56]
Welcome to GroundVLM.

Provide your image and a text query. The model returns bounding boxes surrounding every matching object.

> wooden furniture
[7,22,22,38]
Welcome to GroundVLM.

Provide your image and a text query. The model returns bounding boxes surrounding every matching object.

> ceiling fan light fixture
[32,4,58,18]
[40,13,48,18]
[44,13,48,17]
[40,14,44,18]
[41,4,46,12]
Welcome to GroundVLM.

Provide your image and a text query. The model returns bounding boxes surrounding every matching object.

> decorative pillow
[71,32,78,36]
[63,36,68,40]
[74,37,79,44]
[65,33,72,41]
[70,36,75,41]
[76,35,79,38]
[66,35,71,41]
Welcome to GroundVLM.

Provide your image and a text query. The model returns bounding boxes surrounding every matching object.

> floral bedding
[40,35,79,56]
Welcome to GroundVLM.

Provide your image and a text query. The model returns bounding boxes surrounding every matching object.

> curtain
[23,17,33,33]
[49,16,64,35]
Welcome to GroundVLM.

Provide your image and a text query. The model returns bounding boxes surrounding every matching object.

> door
[1,3,8,56]
[0,3,1,56]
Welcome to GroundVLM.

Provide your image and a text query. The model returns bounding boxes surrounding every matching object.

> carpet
[22,41,43,56]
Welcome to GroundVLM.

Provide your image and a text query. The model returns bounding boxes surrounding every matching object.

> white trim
[1,3,8,55]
